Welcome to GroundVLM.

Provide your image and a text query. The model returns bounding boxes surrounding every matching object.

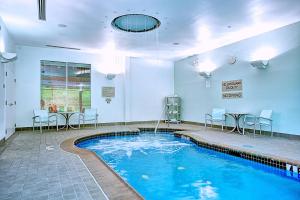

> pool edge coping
[60,129,144,200]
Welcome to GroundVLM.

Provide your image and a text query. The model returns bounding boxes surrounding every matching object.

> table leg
[226,114,236,133]
[66,113,70,130]
[68,113,79,130]
[58,113,67,130]
[236,115,244,134]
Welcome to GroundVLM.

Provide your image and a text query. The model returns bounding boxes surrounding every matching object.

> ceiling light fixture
[111,14,160,32]
[38,0,46,21]
[0,52,17,63]
[106,73,116,80]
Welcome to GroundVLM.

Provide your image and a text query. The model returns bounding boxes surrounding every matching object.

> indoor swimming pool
[76,132,300,200]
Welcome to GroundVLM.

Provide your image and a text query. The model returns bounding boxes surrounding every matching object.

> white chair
[243,114,257,135]
[257,110,273,136]
[79,108,98,129]
[243,110,273,136]
[33,109,58,133]
[205,108,226,131]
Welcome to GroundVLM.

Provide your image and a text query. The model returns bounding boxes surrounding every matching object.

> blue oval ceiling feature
[111,14,160,32]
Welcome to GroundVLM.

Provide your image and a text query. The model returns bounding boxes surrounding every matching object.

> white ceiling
[1,0,300,60]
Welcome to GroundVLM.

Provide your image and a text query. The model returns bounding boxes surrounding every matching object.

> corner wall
[125,58,174,122]
[174,22,300,135]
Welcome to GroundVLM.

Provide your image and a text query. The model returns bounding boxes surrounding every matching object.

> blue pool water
[76,132,300,200]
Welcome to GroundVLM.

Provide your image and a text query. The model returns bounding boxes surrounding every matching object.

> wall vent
[45,45,81,51]
[38,0,46,21]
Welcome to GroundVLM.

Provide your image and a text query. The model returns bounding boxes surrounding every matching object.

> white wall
[0,57,5,140]
[15,46,125,127]
[15,46,174,127]
[174,22,300,135]
[125,58,174,122]
[0,17,16,140]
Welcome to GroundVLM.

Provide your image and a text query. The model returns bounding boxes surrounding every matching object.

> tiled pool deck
[0,123,299,200]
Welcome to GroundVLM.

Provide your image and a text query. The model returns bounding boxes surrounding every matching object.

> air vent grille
[38,0,46,20]
[46,45,81,51]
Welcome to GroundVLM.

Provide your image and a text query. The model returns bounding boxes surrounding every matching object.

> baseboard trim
[0,132,18,155]
[0,138,5,146]
[15,120,163,131]
[181,120,300,140]
[15,120,300,140]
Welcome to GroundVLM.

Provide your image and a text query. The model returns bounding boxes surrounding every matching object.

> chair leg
[205,120,207,128]
[39,122,42,134]
[33,121,35,132]
[48,121,50,130]
[56,120,58,132]
[259,125,262,135]
[95,119,97,129]
[271,124,273,137]
[221,123,224,131]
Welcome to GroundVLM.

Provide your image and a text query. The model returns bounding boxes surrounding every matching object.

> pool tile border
[174,132,300,180]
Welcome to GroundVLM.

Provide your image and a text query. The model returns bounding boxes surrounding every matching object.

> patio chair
[243,114,257,135]
[205,108,226,131]
[33,109,58,133]
[79,108,98,129]
[243,110,273,136]
[257,110,273,136]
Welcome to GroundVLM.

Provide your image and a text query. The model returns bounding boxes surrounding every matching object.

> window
[41,60,91,112]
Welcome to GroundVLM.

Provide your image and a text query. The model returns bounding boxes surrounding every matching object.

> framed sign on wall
[222,79,242,92]
[102,87,115,103]
[222,79,243,99]
[222,92,243,99]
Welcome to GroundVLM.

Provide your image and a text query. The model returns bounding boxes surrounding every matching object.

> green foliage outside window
[41,60,91,112]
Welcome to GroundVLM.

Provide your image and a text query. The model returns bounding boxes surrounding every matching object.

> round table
[58,112,79,130]
[226,113,247,134]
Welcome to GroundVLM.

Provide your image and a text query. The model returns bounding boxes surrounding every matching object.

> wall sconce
[198,72,212,78]
[0,52,17,63]
[198,72,212,88]
[250,60,269,69]
[105,73,116,80]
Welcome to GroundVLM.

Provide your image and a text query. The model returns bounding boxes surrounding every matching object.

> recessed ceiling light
[58,24,67,28]
[173,42,180,45]
[227,25,232,29]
